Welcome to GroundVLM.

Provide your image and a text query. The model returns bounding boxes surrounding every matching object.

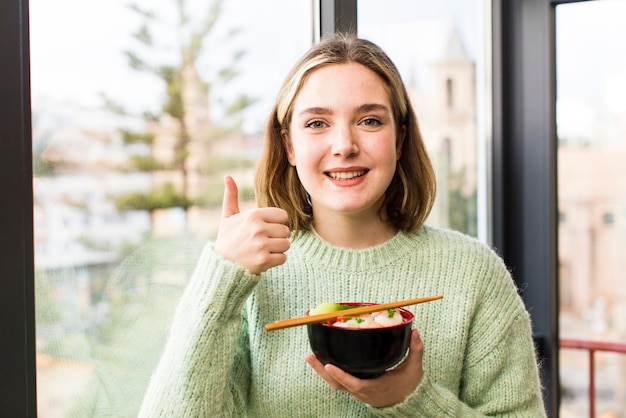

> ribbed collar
[290,228,425,272]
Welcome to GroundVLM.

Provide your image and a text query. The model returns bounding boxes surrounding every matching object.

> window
[556,0,626,416]
[446,78,454,108]
[357,0,485,239]
[29,0,313,415]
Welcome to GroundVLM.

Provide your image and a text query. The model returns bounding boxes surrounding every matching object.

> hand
[214,175,291,274]
[305,329,424,408]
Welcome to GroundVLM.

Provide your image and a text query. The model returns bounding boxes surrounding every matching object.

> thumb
[397,329,423,371]
[409,329,424,363]
[221,175,240,218]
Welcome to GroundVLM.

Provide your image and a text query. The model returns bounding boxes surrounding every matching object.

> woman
[139,33,546,417]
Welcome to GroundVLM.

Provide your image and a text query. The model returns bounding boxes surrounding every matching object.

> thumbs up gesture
[214,175,291,274]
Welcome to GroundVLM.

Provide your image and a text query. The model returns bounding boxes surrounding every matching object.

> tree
[448,168,477,237]
[107,0,255,229]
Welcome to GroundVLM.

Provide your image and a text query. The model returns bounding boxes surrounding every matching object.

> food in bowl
[319,307,404,329]
[307,302,414,379]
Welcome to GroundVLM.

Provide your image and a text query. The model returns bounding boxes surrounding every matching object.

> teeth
[328,171,365,180]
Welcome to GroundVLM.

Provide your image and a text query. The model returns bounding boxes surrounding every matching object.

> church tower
[426,25,477,230]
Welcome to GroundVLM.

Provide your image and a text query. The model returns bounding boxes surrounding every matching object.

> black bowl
[306,302,414,379]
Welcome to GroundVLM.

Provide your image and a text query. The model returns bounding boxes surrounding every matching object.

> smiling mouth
[325,170,368,180]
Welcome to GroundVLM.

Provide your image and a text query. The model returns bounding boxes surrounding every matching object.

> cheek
[290,140,319,167]
[375,141,400,164]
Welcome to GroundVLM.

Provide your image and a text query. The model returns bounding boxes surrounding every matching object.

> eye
[360,117,382,127]
[305,120,327,129]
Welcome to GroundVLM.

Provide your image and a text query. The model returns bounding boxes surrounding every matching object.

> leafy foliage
[109,0,255,225]
[115,183,192,211]
[128,155,165,171]
[193,182,254,208]
[119,129,155,145]
[448,168,477,236]
[32,131,60,177]
[200,155,255,175]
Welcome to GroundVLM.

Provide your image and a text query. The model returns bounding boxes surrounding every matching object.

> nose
[331,124,359,157]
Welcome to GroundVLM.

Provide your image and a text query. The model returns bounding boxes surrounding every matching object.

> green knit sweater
[139,226,546,417]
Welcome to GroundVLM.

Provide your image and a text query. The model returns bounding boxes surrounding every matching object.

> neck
[311,217,397,249]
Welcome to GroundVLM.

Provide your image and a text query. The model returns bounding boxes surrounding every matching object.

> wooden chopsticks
[264,295,443,331]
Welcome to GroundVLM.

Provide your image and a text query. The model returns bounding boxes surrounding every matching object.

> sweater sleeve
[370,313,545,417]
[138,243,259,417]
[369,247,546,417]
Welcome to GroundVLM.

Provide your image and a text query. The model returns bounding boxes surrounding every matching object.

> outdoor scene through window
[556,1,626,416]
[31,0,312,415]
[358,0,484,239]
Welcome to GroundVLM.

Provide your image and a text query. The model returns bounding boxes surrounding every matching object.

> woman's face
[285,62,403,223]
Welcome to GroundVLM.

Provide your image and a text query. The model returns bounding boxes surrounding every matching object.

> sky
[28,0,478,133]
[28,0,626,136]
[554,0,626,143]
[556,0,626,110]
[29,0,313,132]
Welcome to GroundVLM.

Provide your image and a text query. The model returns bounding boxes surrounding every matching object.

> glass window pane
[556,1,626,416]
[357,0,488,239]
[30,0,312,415]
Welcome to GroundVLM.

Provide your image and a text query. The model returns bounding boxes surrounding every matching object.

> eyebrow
[358,103,391,114]
[298,107,331,117]
[297,103,391,117]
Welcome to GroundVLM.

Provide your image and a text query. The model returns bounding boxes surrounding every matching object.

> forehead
[292,62,392,113]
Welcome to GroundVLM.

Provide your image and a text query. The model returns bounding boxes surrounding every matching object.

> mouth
[325,170,368,180]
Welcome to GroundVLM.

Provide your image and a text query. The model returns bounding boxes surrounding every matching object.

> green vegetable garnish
[309,302,342,315]
[309,302,365,315]
[337,303,363,310]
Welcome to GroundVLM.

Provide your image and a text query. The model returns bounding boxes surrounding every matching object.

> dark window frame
[319,0,357,37]
[0,0,37,416]
[492,0,588,416]
[494,4,597,416]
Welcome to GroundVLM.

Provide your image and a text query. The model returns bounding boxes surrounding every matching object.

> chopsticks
[264,295,443,331]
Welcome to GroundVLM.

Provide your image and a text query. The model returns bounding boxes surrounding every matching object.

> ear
[282,128,296,166]
[396,124,406,160]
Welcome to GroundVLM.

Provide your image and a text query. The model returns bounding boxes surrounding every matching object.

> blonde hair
[255,33,436,233]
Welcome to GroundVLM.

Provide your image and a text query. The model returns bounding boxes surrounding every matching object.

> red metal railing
[559,338,626,418]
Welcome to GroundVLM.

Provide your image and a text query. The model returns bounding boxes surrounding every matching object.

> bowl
[306,302,414,379]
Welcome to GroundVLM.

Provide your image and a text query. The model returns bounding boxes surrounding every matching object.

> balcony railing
[559,338,626,418]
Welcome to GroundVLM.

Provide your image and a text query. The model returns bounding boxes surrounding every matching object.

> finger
[323,363,362,390]
[398,329,423,372]
[221,175,240,218]
[265,222,291,239]
[305,355,345,391]
[410,329,424,354]
[266,252,288,267]
[256,207,289,226]
[248,252,288,273]
[267,237,291,254]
